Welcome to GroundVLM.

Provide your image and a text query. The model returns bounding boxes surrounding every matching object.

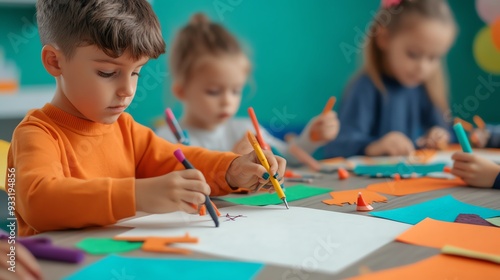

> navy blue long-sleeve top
[323,73,448,158]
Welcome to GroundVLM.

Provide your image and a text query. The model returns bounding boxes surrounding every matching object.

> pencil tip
[283,198,289,209]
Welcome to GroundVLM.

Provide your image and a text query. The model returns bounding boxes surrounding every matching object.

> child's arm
[451,152,500,189]
[11,126,137,235]
[132,121,240,196]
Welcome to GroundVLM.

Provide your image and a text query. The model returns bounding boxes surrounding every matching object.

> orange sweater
[8,104,239,236]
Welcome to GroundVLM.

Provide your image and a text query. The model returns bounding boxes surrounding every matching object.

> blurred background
[0,0,498,141]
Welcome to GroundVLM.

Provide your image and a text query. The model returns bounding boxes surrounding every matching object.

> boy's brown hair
[36,0,166,60]
[169,13,246,83]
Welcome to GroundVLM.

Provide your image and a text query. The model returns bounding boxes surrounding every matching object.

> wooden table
[33,172,500,279]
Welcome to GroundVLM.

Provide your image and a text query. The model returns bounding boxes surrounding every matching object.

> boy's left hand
[451,152,500,188]
[309,111,340,142]
[226,150,286,192]
[418,126,450,149]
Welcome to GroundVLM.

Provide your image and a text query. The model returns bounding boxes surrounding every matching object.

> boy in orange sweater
[8,0,286,236]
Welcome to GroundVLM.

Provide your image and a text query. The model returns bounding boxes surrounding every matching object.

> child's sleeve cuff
[493,173,500,190]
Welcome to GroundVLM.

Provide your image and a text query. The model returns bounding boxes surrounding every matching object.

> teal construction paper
[354,162,446,177]
[65,255,264,280]
[370,195,500,225]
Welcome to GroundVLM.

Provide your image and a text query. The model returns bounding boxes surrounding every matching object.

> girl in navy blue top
[324,0,457,157]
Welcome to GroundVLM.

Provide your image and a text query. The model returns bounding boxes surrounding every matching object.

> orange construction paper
[115,233,198,255]
[397,218,500,255]
[349,254,500,280]
[366,177,465,196]
[322,189,387,206]
[320,157,346,164]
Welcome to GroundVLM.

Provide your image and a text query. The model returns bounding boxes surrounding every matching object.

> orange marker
[473,115,486,130]
[248,107,271,150]
[454,117,473,132]
[322,96,336,115]
[311,97,337,141]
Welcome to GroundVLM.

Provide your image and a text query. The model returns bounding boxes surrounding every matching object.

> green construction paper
[65,255,264,280]
[75,238,143,255]
[221,185,331,206]
[354,163,446,177]
[486,217,500,227]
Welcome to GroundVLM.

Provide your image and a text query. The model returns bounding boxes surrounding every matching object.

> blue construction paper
[65,255,264,280]
[354,162,446,177]
[370,195,500,225]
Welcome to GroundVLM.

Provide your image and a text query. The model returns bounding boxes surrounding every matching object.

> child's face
[54,45,149,124]
[383,19,455,87]
[180,54,249,129]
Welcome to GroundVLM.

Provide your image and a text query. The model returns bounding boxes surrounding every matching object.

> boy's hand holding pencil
[226,146,287,193]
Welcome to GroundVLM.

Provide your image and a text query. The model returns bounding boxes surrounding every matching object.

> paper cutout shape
[370,195,500,225]
[348,254,500,280]
[455,213,495,227]
[356,192,373,212]
[353,163,446,177]
[75,238,142,255]
[114,233,198,254]
[474,26,500,74]
[486,216,500,227]
[397,218,500,255]
[366,177,465,196]
[322,189,387,206]
[338,167,349,180]
[64,255,264,280]
[221,185,331,206]
[442,245,500,264]
[476,0,500,23]
[0,140,9,190]
[116,206,411,275]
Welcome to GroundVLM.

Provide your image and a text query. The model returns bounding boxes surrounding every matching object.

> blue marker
[453,123,472,153]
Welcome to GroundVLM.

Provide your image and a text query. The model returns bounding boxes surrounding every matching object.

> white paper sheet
[116,206,410,275]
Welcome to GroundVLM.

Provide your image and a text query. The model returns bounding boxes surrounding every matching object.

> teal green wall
[0,1,496,131]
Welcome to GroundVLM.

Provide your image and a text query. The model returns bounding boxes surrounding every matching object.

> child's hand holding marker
[135,147,286,214]
[310,97,340,142]
[451,152,500,188]
[135,169,212,214]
